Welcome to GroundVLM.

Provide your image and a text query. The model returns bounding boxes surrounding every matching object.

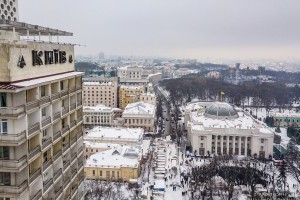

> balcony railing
[64,177,71,189]
[61,89,69,98]
[43,178,53,194]
[70,120,76,130]
[53,168,62,182]
[77,116,83,123]
[51,93,60,101]
[71,169,77,180]
[76,84,82,90]
[70,136,77,147]
[42,117,51,128]
[78,162,83,171]
[39,96,50,106]
[26,100,39,111]
[77,146,83,156]
[71,153,77,163]
[42,137,52,150]
[69,87,76,93]
[78,191,84,200]
[0,105,25,117]
[78,175,84,184]
[53,150,62,162]
[0,130,26,145]
[62,107,69,116]
[53,131,61,142]
[43,159,52,172]
[29,169,41,184]
[0,155,27,172]
[76,101,82,107]
[0,180,27,195]
[53,111,61,121]
[62,125,69,136]
[71,185,78,198]
[55,186,63,199]
[63,160,70,171]
[30,189,42,200]
[28,122,40,137]
[62,143,70,153]
[29,146,41,161]
[70,103,76,111]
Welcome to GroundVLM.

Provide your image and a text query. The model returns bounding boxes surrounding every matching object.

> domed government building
[184,102,274,159]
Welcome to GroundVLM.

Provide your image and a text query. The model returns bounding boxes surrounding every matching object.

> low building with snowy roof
[84,146,141,181]
[83,104,114,128]
[185,101,274,159]
[84,126,143,145]
[122,101,156,131]
[270,111,300,127]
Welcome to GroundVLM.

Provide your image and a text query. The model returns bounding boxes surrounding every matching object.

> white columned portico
[221,136,224,154]
[215,135,218,154]
[238,137,242,155]
[226,136,229,154]
[232,136,236,155]
[245,137,248,156]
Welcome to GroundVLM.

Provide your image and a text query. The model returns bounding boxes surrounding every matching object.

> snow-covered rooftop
[83,81,112,86]
[270,110,300,118]
[85,147,141,168]
[83,104,112,113]
[85,126,143,141]
[120,85,144,90]
[123,102,155,116]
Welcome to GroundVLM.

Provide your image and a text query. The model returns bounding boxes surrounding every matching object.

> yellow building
[118,85,145,109]
[84,147,141,181]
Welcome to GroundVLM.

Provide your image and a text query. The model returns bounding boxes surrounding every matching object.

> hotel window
[261,139,264,143]
[42,108,46,117]
[260,146,264,151]
[92,170,95,176]
[106,171,110,178]
[200,136,204,140]
[0,172,10,185]
[0,146,9,159]
[0,120,8,134]
[100,171,102,176]
[0,93,7,107]
[200,143,203,148]
[112,171,115,177]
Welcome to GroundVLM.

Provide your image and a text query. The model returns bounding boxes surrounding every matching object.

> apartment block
[0,2,85,199]
[82,78,118,108]
[118,85,145,109]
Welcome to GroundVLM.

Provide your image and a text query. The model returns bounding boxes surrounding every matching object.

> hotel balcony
[63,160,70,172]
[28,122,40,138]
[53,131,61,144]
[30,189,42,200]
[71,168,77,182]
[43,159,52,173]
[53,111,61,122]
[0,130,26,146]
[29,146,41,162]
[55,186,63,200]
[53,168,62,183]
[62,125,69,137]
[62,143,70,154]
[77,116,83,124]
[70,103,76,112]
[78,161,83,172]
[26,100,39,112]
[0,180,28,196]
[61,90,69,98]
[78,191,84,200]
[62,107,69,117]
[39,96,50,106]
[43,178,53,194]
[53,150,62,163]
[42,137,52,151]
[71,185,78,199]
[0,155,27,172]
[69,87,76,94]
[42,117,51,128]
[71,153,77,165]
[77,146,83,157]
[63,177,71,190]
[76,84,82,90]
[70,136,77,148]
[76,100,82,108]
[29,168,41,185]
[70,120,77,131]
[0,105,25,118]
[51,93,60,102]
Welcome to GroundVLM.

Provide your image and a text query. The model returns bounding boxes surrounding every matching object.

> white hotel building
[0,1,85,199]
[185,102,274,159]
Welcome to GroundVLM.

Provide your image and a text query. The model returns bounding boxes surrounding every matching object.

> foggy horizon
[19,0,300,60]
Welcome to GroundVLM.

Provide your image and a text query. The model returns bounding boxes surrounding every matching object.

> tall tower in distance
[0,1,85,200]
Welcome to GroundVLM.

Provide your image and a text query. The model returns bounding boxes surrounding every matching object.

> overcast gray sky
[19,0,300,60]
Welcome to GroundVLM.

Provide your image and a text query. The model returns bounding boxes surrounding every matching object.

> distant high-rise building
[0,1,85,199]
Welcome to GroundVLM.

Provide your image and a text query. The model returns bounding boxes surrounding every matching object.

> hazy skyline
[20,0,300,60]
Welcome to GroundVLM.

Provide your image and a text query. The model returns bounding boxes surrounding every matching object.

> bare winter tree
[85,180,125,200]
[285,141,300,185]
